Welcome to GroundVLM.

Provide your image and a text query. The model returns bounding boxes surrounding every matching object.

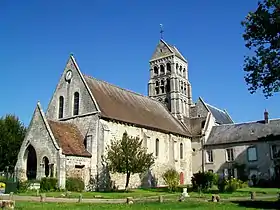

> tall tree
[106,131,155,190]
[241,0,280,98]
[0,115,26,172]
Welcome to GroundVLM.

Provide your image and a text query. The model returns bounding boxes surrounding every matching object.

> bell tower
[148,39,192,120]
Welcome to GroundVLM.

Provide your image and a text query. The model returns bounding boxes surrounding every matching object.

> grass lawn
[16,187,280,199]
[189,187,280,199]
[14,200,280,210]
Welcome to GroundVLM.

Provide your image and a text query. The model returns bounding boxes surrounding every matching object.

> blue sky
[0,0,279,126]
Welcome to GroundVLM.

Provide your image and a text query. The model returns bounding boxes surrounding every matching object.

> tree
[162,168,179,192]
[241,0,280,98]
[0,114,26,172]
[105,131,155,190]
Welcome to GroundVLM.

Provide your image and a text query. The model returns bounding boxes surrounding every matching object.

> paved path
[0,194,278,204]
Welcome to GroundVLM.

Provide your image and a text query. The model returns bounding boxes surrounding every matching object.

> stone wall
[16,104,59,181]
[46,56,97,120]
[99,119,192,189]
[65,155,91,188]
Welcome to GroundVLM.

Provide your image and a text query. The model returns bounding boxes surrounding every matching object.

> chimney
[264,109,269,124]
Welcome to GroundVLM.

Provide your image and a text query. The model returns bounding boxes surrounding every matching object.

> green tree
[0,114,26,171]
[106,131,155,190]
[241,0,280,98]
[162,168,180,192]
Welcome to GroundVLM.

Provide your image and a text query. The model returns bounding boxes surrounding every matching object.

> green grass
[15,200,280,210]
[17,188,178,199]
[16,187,280,200]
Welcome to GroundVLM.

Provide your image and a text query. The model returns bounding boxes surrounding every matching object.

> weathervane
[160,24,164,39]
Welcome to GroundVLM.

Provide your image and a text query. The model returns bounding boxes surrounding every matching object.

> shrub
[191,171,216,191]
[40,178,58,192]
[162,168,179,192]
[66,177,85,192]
[17,181,31,193]
[218,177,248,193]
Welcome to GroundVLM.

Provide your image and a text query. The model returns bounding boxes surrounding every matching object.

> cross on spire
[160,24,164,39]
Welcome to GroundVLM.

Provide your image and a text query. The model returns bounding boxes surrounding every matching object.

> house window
[58,96,64,119]
[271,145,280,159]
[206,150,213,163]
[155,138,159,157]
[224,168,235,178]
[84,135,92,151]
[180,143,183,159]
[226,148,234,162]
[73,92,80,115]
[247,146,257,161]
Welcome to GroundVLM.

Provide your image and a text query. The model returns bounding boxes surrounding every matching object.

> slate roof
[205,103,233,125]
[84,75,191,137]
[162,39,187,62]
[205,119,280,146]
[48,120,91,157]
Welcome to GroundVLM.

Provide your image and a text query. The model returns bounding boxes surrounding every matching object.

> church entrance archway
[26,145,37,180]
[43,157,50,177]
[180,172,184,185]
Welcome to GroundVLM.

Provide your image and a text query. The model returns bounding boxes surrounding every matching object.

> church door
[180,172,184,185]
[26,145,37,180]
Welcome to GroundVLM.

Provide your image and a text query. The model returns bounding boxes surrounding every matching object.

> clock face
[65,70,73,81]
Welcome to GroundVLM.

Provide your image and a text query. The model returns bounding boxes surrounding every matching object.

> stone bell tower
[148,39,192,120]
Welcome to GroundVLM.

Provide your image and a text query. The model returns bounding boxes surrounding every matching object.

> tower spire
[160,24,164,39]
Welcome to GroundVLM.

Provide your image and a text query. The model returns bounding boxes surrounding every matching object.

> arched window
[58,96,64,119]
[155,138,159,157]
[154,66,158,75]
[166,79,171,92]
[179,66,182,73]
[180,143,183,159]
[43,157,50,177]
[160,65,165,74]
[166,63,171,72]
[73,92,80,116]
[155,81,159,86]
[201,120,206,129]
[176,63,179,70]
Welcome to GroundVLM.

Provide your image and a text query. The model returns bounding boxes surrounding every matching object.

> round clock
[65,70,73,81]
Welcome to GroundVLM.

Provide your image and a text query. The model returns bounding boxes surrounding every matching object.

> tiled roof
[184,116,207,136]
[206,103,233,125]
[205,119,280,146]
[84,75,191,137]
[48,120,91,157]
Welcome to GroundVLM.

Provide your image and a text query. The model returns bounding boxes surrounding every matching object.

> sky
[0,0,279,126]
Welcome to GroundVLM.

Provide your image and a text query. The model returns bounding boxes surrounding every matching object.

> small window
[155,87,159,94]
[206,150,213,163]
[155,138,159,157]
[58,96,64,119]
[154,66,158,75]
[155,81,159,86]
[160,65,165,74]
[226,148,234,162]
[166,63,171,72]
[180,143,183,159]
[201,120,206,129]
[271,145,280,159]
[166,79,171,92]
[73,92,80,116]
[84,135,92,151]
[247,146,257,161]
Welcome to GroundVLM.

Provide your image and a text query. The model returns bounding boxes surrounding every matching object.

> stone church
[15,39,233,189]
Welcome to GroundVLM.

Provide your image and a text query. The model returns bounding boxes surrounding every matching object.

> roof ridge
[205,103,227,114]
[213,118,280,127]
[84,74,160,102]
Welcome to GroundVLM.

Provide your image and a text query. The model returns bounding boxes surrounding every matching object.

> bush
[40,178,58,192]
[66,177,85,192]
[218,177,248,193]
[17,181,31,193]
[162,168,179,192]
[191,171,216,191]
